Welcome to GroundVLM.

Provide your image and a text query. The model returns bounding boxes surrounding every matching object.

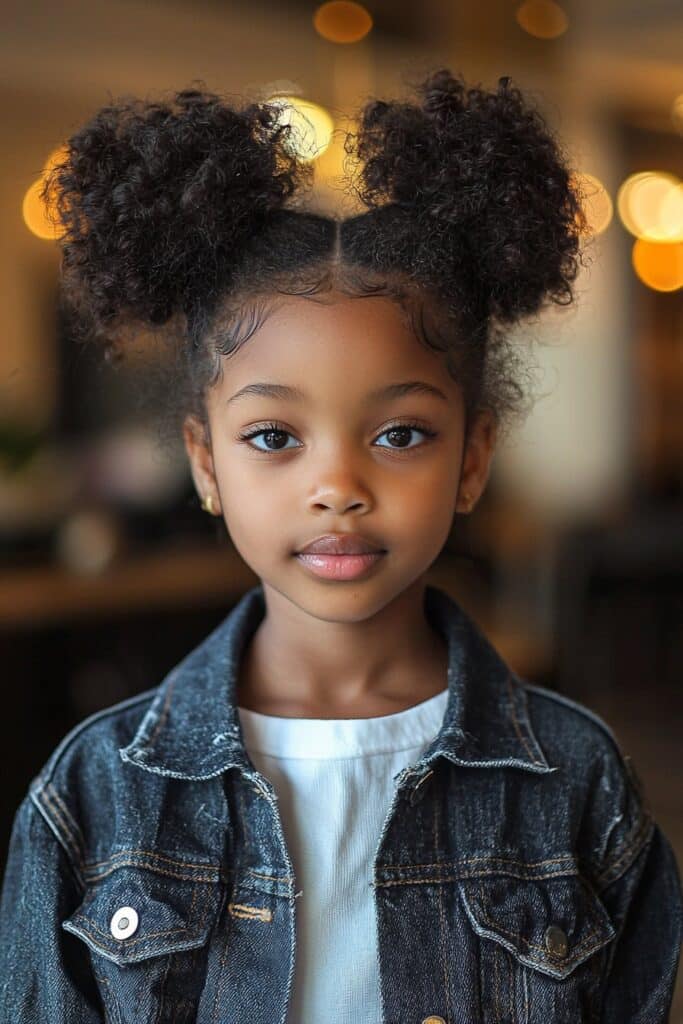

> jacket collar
[119,582,557,782]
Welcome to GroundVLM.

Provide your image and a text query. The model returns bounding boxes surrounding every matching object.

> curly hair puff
[42,69,590,454]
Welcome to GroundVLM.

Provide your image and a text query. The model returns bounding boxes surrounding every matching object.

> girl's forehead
[222,292,449,382]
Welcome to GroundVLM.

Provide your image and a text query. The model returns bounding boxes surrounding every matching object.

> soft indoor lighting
[572,172,613,237]
[617,171,683,242]
[22,144,69,240]
[515,0,568,39]
[313,2,373,44]
[632,238,683,292]
[671,94,683,133]
[267,95,334,162]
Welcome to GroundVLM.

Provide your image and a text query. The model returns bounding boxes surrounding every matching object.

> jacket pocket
[457,871,616,1023]
[62,862,224,1024]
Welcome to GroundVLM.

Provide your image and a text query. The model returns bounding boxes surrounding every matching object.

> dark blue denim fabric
[0,582,681,1023]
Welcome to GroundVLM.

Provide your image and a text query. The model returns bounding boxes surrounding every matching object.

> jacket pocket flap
[62,865,223,966]
[457,872,616,980]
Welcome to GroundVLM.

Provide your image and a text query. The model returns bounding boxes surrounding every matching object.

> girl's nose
[308,491,371,515]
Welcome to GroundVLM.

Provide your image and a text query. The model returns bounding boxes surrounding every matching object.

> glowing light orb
[632,237,683,292]
[572,171,613,237]
[267,95,334,162]
[23,144,70,240]
[617,171,683,242]
[313,2,373,44]
[516,0,568,39]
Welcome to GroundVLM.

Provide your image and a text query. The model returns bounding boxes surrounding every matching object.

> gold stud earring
[461,491,473,513]
[201,494,217,515]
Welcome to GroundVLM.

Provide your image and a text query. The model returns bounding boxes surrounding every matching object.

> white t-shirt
[237,688,449,1024]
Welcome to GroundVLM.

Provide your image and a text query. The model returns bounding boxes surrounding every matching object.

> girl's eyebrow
[226,380,449,407]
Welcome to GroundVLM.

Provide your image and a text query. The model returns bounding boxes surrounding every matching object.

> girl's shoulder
[520,677,646,801]
[34,686,160,786]
[25,686,161,873]
[517,677,654,885]
[522,679,624,749]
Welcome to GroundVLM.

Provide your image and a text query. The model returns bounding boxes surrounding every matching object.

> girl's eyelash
[237,420,438,451]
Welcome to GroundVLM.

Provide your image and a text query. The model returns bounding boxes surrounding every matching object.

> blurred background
[1,0,681,1013]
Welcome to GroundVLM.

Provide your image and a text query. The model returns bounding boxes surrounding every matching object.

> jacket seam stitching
[27,786,86,890]
[143,678,176,752]
[45,781,86,854]
[506,674,544,766]
[594,812,655,889]
[83,848,223,874]
[381,854,577,870]
[31,781,84,866]
[84,861,223,885]
[92,972,122,1024]
[376,872,580,886]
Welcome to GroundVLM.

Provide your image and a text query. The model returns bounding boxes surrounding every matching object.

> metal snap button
[544,924,568,958]
[422,1017,446,1024]
[110,906,139,940]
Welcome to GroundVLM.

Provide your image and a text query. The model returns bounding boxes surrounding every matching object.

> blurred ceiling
[0,0,680,127]
[154,0,683,52]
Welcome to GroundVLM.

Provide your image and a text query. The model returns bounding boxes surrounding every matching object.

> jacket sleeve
[598,815,683,1021]
[0,792,104,1023]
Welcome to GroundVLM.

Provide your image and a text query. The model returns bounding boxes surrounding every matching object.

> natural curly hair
[42,68,590,454]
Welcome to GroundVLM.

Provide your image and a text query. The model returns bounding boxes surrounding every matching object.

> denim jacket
[0,582,681,1023]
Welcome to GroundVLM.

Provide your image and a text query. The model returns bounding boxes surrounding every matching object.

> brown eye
[382,426,413,448]
[239,425,300,452]
[374,423,437,450]
[237,420,437,454]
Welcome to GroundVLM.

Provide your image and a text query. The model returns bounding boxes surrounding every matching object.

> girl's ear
[182,414,222,513]
[456,408,498,514]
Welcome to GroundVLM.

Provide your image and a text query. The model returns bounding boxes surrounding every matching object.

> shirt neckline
[237,688,449,759]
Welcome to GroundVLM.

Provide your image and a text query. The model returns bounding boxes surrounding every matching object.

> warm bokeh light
[43,143,69,179]
[22,178,62,240]
[22,144,69,240]
[515,0,568,39]
[267,95,334,162]
[313,1,373,44]
[572,172,613,236]
[659,182,683,241]
[617,171,683,242]
[672,94,683,133]
[632,237,683,292]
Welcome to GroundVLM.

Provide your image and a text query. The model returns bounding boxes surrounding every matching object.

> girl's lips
[295,551,386,581]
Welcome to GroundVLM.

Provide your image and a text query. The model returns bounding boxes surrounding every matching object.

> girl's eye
[238,424,300,452]
[374,423,438,449]
[237,421,438,453]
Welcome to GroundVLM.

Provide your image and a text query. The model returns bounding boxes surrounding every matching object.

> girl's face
[184,290,497,622]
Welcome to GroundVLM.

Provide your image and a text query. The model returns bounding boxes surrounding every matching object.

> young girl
[0,69,680,1024]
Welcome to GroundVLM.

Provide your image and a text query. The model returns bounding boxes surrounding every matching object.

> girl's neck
[236,581,448,720]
